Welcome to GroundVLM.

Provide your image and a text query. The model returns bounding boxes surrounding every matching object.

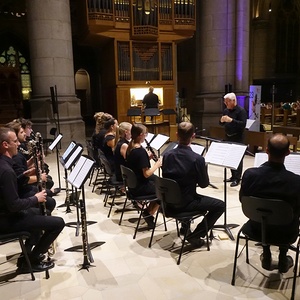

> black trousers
[0,208,65,258]
[224,133,244,181]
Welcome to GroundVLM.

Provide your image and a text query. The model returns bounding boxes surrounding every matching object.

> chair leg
[245,238,249,264]
[148,209,160,248]
[107,187,117,218]
[133,202,146,239]
[291,244,300,300]
[118,196,128,225]
[204,216,210,251]
[231,229,242,285]
[18,237,35,281]
[177,221,191,265]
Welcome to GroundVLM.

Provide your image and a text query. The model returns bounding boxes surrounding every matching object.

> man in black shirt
[240,134,300,273]
[220,92,247,187]
[0,127,65,273]
[162,122,225,247]
[142,86,160,122]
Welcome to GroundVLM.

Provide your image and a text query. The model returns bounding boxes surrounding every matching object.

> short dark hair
[104,118,116,130]
[177,122,195,145]
[267,134,290,159]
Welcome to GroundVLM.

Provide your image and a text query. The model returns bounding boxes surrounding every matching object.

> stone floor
[0,139,298,300]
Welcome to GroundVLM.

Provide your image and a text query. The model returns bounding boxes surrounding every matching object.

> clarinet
[145,138,158,162]
[32,137,47,216]
[35,133,56,259]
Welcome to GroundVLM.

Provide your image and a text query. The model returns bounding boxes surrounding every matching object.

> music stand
[127,107,142,123]
[48,133,63,190]
[144,108,160,132]
[205,141,247,240]
[66,155,105,270]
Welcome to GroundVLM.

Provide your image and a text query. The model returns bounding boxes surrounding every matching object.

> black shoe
[278,255,293,273]
[224,177,234,182]
[230,180,240,187]
[18,260,55,274]
[186,237,205,248]
[17,253,46,268]
[179,227,192,236]
[142,211,155,229]
[260,253,272,270]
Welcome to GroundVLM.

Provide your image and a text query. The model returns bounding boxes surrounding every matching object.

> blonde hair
[94,112,113,134]
[118,122,132,137]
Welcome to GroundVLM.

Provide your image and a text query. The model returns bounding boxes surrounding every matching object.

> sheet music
[205,141,247,170]
[48,133,63,151]
[246,119,256,130]
[254,152,300,175]
[150,134,170,151]
[142,132,155,148]
[64,145,83,169]
[62,141,76,160]
[190,143,205,156]
[68,156,95,189]
[254,152,268,167]
[284,154,300,175]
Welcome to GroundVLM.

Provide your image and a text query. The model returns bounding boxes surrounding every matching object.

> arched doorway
[75,68,91,118]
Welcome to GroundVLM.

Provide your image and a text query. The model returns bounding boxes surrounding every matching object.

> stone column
[192,0,250,133]
[26,0,85,145]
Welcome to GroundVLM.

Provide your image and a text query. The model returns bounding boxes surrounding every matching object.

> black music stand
[127,107,142,123]
[48,133,63,191]
[205,141,247,240]
[144,108,160,132]
[65,155,105,270]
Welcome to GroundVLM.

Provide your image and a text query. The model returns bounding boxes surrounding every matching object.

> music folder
[161,142,205,156]
[149,134,170,151]
[142,132,155,148]
[48,133,63,151]
[254,152,300,175]
[63,144,84,170]
[205,141,247,170]
[61,141,77,162]
[67,155,95,189]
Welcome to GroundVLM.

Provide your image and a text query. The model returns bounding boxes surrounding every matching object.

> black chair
[99,154,124,218]
[231,196,300,300]
[127,108,142,123]
[119,165,158,239]
[0,231,35,281]
[86,140,104,192]
[149,176,210,265]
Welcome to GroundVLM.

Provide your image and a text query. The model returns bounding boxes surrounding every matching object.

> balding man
[162,122,225,248]
[220,92,247,187]
[240,134,300,273]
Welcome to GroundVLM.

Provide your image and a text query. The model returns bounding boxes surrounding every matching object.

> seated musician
[92,112,113,156]
[114,122,132,182]
[162,121,225,248]
[14,117,57,194]
[0,127,65,272]
[240,133,300,273]
[102,118,118,172]
[5,121,56,213]
[126,124,162,228]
